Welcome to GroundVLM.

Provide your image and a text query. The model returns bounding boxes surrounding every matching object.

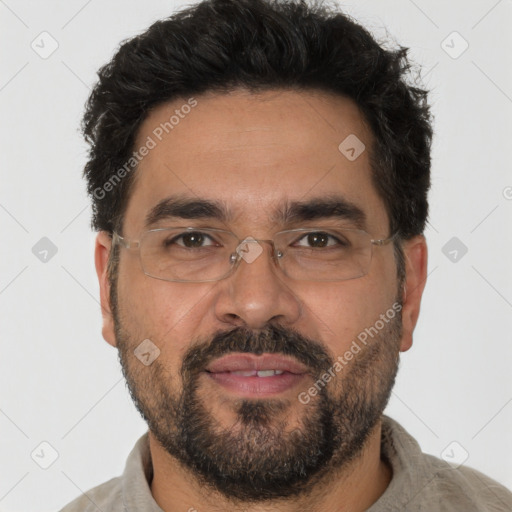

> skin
[94,89,427,512]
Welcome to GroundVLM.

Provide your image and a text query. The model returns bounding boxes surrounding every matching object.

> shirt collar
[121,432,163,511]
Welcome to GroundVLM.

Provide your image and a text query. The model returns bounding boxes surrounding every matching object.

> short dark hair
[83,0,433,244]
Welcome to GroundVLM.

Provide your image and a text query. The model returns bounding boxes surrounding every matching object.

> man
[61,0,512,510]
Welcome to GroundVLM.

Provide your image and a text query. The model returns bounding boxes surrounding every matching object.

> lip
[203,353,309,397]
[205,353,308,374]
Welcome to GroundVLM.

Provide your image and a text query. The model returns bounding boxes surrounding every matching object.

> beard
[113,302,402,503]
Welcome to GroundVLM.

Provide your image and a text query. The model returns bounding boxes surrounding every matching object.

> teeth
[257,370,275,377]
[231,370,258,376]
[230,370,285,377]
[257,369,284,377]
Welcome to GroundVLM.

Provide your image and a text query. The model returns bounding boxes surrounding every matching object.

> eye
[293,231,348,249]
[168,231,218,249]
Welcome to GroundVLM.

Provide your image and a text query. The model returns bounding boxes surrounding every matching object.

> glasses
[112,226,397,283]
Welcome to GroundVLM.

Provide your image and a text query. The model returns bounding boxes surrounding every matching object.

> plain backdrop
[1,0,511,510]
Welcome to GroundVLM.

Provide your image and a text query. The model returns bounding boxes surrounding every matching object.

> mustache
[181,324,334,378]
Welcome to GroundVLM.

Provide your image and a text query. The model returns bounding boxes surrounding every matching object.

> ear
[399,235,428,352]
[95,231,117,347]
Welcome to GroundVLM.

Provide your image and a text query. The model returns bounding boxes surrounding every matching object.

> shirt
[59,415,512,511]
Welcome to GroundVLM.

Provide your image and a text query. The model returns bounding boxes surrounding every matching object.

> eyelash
[168,231,347,248]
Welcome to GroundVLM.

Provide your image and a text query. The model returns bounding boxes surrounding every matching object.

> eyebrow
[145,195,230,228]
[144,194,366,230]
[276,196,366,229]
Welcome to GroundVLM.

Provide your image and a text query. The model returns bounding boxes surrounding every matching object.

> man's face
[97,89,422,501]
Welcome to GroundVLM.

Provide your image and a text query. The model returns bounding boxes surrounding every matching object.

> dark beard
[115,317,401,502]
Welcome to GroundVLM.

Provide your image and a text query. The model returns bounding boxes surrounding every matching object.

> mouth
[204,353,309,397]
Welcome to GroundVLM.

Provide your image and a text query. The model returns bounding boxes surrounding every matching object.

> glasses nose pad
[269,247,283,269]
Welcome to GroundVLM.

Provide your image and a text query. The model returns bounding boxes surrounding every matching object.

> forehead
[125,88,387,234]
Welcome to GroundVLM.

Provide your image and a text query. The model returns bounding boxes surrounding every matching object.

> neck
[149,420,392,512]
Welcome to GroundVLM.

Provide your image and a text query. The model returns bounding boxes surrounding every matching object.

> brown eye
[306,232,329,248]
[180,232,206,248]
[165,231,217,249]
[294,231,345,249]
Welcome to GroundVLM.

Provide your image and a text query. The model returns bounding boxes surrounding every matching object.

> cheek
[116,258,214,360]
[294,272,398,356]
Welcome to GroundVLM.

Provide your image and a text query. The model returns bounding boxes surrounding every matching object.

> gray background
[1,0,511,510]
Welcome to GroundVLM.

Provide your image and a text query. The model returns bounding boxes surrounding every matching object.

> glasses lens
[276,228,372,281]
[136,227,375,282]
[140,228,237,282]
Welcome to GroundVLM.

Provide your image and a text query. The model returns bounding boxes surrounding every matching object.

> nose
[213,239,302,330]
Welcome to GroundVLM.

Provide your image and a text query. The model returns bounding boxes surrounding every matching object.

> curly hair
[83,0,433,248]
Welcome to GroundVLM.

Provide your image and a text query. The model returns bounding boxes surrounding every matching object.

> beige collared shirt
[59,415,512,511]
